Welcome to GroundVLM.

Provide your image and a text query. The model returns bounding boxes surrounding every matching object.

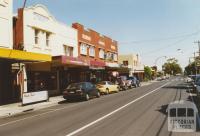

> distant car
[96,81,119,94]
[185,77,192,83]
[127,76,141,87]
[63,82,100,101]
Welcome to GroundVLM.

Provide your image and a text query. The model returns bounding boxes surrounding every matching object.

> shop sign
[98,40,105,46]
[63,56,89,66]
[22,91,48,105]
[106,62,119,68]
[82,34,91,41]
[89,66,105,70]
[111,45,116,50]
[90,60,105,67]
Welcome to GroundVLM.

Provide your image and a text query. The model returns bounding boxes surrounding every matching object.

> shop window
[34,29,39,45]
[63,45,73,57]
[89,46,95,57]
[80,43,87,55]
[46,32,50,47]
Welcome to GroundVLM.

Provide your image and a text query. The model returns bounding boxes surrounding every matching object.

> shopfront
[0,48,51,105]
[89,60,106,83]
[52,55,89,92]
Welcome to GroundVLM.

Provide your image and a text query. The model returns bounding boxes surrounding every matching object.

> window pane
[170,108,176,117]
[177,108,186,117]
[187,108,194,117]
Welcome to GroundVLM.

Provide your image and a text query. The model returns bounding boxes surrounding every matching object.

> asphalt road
[0,76,199,136]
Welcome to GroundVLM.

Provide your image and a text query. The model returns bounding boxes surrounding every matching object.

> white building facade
[15,4,78,57]
[14,4,78,96]
[0,0,13,49]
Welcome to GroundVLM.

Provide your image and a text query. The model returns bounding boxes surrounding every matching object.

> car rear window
[67,83,83,89]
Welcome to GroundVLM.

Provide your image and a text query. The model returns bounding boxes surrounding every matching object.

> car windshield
[67,83,83,89]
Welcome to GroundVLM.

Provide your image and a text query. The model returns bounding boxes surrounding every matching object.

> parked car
[96,81,119,94]
[195,78,200,96]
[116,77,128,91]
[127,76,141,88]
[115,76,133,90]
[63,82,100,101]
[120,76,133,89]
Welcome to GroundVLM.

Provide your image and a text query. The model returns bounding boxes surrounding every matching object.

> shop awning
[52,56,89,67]
[0,48,51,62]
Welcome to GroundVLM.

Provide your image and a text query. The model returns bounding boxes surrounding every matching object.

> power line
[119,30,200,45]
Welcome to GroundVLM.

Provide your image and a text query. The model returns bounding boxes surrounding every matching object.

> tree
[144,66,152,81]
[185,62,196,75]
[162,58,182,75]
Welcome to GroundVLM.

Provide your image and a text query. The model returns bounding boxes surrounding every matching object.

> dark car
[127,76,141,88]
[63,82,100,101]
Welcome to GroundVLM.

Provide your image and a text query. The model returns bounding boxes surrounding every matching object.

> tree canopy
[144,66,152,80]
[162,58,182,75]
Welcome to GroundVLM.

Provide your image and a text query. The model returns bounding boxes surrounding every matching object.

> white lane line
[0,103,79,127]
[0,80,159,127]
[65,82,171,136]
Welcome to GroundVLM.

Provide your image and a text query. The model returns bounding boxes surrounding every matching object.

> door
[107,81,115,91]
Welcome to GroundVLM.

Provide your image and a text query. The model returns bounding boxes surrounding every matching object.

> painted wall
[0,0,13,49]
[14,4,78,57]
[118,54,144,72]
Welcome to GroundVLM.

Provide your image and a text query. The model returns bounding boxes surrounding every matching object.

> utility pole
[194,52,198,76]
[194,40,200,56]
[23,0,27,8]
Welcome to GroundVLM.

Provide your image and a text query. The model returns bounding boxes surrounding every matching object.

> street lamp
[154,56,167,67]
[154,56,167,79]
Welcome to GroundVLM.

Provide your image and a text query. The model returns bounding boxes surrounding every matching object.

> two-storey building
[118,54,144,81]
[0,1,51,105]
[72,23,119,83]
[14,4,78,96]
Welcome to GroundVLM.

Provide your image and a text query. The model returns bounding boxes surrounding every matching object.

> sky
[13,0,200,70]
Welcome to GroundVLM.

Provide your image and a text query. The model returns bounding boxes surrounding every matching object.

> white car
[185,77,192,83]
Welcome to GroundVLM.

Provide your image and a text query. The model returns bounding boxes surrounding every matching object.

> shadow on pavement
[156,104,168,116]
[58,99,83,104]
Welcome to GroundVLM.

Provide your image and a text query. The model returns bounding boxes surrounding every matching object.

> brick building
[72,23,119,83]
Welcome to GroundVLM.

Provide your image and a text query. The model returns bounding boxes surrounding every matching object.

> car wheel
[85,94,90,101]
[117,86,120,92]
[96,91,101,98]
[106,88,109,94]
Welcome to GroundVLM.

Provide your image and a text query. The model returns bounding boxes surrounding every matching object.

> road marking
[0,80,156,127]
[65,82,170,136]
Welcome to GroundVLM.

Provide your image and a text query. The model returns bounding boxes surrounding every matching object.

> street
[0,77,199,136]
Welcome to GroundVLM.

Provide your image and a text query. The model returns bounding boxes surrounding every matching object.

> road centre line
[66,82,171,136]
